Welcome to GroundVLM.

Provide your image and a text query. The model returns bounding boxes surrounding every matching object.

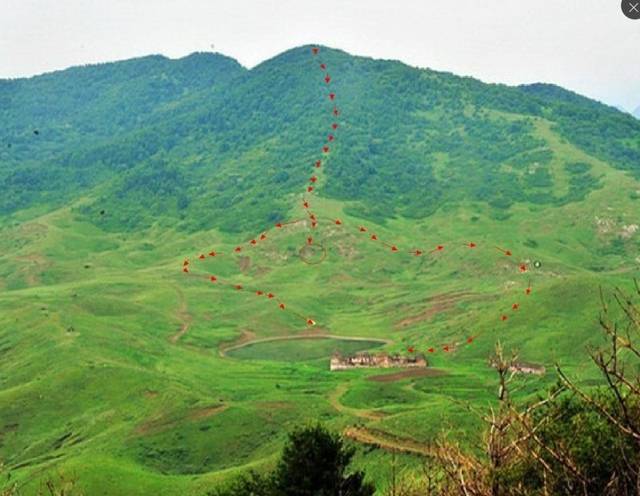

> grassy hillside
[1,45,639,494]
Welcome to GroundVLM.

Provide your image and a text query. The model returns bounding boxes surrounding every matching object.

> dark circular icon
[622,0,640,19]
[533,261,542,269]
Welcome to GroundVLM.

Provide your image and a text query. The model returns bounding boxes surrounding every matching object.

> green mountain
[1,46,639,495]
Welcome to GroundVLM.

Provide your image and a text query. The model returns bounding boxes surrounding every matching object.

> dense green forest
[1,46,638,232]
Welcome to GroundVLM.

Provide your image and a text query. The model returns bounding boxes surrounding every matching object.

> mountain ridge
[2,45,639,236]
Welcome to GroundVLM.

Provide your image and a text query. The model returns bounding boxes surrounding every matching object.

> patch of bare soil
[255,401,295,420]
[328,273,356,284]
[134,405,228,436]
[367,368,447,383]
[187,404,228,421]
[394,291,478,329]
[237,255,251,272]
[14,253,51,286]
[256,401,294,411]
[254,265,272,277]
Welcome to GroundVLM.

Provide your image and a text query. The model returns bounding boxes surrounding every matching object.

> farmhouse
[330,351,428,371]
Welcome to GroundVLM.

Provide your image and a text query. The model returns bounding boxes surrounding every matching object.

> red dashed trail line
[181,46,537,355]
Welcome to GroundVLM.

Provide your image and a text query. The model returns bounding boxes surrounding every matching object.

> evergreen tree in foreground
[273,424,374,496]
[210,424,374,496]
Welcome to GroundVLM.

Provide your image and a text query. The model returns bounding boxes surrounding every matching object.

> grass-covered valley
[1,45,639,494]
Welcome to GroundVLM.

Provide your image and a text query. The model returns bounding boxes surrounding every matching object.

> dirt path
[344,426,434,456]
[327,383,386,421]
[169,286,192,344]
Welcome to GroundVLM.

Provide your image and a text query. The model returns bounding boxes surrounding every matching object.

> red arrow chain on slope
[182,46,536,354]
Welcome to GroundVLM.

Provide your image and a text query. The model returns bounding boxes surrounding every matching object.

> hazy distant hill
[634,105,640,119]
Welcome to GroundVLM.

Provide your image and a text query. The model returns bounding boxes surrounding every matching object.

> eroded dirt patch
[187,404,228,421]
[237,255,251,272]
[134,405,228,436]
[394,291,479,329]
[14,253,51,286]
[367,368,447,382]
